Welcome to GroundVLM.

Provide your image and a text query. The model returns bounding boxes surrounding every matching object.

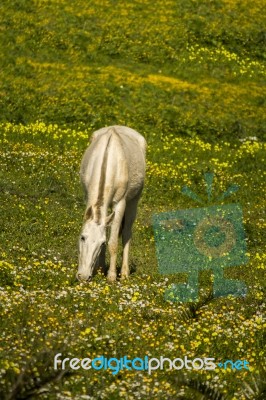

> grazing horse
[77,126,146,282]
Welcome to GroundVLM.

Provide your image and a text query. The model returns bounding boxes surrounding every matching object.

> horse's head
[76,206,114,281]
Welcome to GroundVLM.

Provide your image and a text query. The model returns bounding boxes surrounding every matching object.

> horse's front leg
[107,199,126,282]
[121,198,138,280]
[94,243,107,276]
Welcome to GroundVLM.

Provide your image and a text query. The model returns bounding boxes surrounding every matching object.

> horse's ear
[105,212,115,226]
[84,205,93,221]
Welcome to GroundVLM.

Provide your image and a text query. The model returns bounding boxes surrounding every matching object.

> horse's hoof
[107,273,117,282]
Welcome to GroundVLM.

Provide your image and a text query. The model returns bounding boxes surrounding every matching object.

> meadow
[0,0,265,399]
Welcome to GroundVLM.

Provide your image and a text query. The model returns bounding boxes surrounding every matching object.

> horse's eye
[80,235,86,242]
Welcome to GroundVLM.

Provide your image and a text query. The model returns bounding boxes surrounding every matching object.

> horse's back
[80,126,146,202]
[91,125,146,155]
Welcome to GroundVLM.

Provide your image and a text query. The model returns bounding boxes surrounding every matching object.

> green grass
[0,1,265,399]
[0,0,265,140]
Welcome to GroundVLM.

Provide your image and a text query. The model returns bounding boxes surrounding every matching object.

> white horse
[77,126,146,282]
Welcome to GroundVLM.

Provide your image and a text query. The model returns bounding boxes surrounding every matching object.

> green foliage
[0,123,265,399]
[0,0,265,139]
[0,0,265,399]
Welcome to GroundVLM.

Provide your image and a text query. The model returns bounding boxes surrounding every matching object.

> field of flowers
[0,1,265,399]
[0,0,265,140]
